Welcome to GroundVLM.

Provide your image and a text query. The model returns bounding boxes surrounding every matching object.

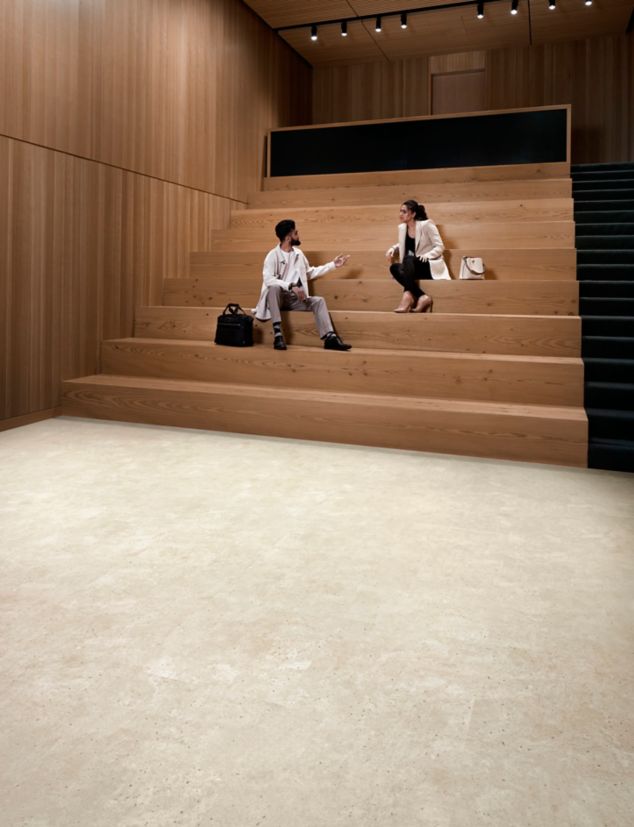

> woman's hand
[333,254,350,268]
[385,247,395,260]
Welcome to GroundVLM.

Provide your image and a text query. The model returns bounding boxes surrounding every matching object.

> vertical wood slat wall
[312,33,633,164]
[0,0,312,424]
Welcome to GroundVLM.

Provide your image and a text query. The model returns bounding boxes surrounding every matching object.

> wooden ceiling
[243,0,634,64]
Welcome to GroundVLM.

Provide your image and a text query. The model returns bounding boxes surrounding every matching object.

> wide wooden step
[231,200,574,229]
[101,338,584,407]
[190,249,577,282]
[263,162,571,191]
[135,306,581,357]
[248,179,572,209]
[163,278,578,316]
[61,374,587,467]
[209,221,575,252]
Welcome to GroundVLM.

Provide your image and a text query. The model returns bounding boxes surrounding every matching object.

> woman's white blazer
[390,220,449,279]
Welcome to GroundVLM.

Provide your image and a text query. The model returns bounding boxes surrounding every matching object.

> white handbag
[459,257,486,280]
[428,257,451,280]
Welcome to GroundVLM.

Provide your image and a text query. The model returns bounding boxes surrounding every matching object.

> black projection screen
[268,107,570,178]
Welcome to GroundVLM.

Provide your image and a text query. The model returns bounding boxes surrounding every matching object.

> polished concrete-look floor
[1,418,633,827]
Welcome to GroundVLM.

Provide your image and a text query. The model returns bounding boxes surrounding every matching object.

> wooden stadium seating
[62,158,588,466]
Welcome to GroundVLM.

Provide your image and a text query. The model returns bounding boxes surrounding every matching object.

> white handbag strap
[462,256,485,276]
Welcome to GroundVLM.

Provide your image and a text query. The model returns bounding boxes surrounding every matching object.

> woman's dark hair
[402,200,427,221]
[275,219,296,241]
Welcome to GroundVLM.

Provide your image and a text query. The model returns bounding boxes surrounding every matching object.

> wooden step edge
[141,305,581,324]
[63,375,587,422]
[247,178,574,200]
[232,198,575,217]
[105,338,583,367]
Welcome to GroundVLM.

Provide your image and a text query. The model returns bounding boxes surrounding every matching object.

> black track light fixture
[341,20,348,36]
[477,1,484,18]
[400,12,408,29]
[511,0,519,13]
[375,16,382,32]
[585,0,593,5]
[310,24,318,40]
[548,0,555,8]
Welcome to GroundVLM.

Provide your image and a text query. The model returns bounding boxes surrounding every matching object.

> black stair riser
[572,192,634,203]
[575,200,634,211]
[573,182,634,192]
[587,410,634,441]
[574,215,634,228]
[585,383,634,410]
[583,317,634,335]
[572,163,634,173]
[582,337,634,357]
[578,251,634,265]
[576,237,634,251]
[580,281,634,297]
[575,224,634,236]
[587,440,634,473]
[577,265,634,281]
[580,298,634,315]
[584,358,634,382]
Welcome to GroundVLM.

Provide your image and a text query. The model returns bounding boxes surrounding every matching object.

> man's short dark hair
[275,219,295,241]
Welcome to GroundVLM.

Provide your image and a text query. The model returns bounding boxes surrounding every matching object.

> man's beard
[290,238,301,246]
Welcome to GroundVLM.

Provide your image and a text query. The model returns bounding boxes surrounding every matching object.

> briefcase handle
[221,303,248,316]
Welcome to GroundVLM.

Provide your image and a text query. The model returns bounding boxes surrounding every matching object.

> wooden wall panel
[312,56,430,123]
[0,0,311,201]
[0,135,231,421]
[313,33,633,163]
[485,35,633,164]
[1,0,312,424]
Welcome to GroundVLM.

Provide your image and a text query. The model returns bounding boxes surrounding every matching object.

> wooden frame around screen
[266,104,572,177]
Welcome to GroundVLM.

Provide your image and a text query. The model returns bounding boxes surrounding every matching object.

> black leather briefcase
[214,303,254,347]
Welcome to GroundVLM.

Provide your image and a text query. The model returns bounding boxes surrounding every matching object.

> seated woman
[385,200,449,313]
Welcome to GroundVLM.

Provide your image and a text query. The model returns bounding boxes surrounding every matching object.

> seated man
[254,219,352,351]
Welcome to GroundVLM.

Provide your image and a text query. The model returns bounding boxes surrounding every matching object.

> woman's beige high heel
[411,295,433,313]
[394,291,415,313]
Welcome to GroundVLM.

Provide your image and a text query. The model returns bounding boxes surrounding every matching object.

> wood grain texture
[209,221,575,252]
[0,135,229,420]
[231,199,574,229]
[189,249,577,282]
[163,278,579,316]
[102,338,584,407]
[263,162,571,190]
[62,374,588,467]
[1,0,311,424]
[312,33,634,163]
[248,177,572,207]
[134,306,581,357]
[0,0,311,200]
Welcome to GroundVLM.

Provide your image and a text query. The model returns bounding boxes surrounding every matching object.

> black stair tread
[574,200,634,209]
[586,380,634,391]
[582,335,634,343]
[584,356,634,364]
[586,407,634,420]
[572,162,634,172]
[588,439,634,473]
[577,266,634,279]
[575,223,634,232]
[573,184,634,191]
[574,211,634,219]
[576,237,634,247]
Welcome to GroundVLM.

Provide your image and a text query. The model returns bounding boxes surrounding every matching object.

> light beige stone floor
[1,417,633,827]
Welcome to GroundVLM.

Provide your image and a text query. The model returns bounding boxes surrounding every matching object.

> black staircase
[574,161,634,473]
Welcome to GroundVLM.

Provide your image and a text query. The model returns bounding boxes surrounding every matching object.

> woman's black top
[405,233,416,257]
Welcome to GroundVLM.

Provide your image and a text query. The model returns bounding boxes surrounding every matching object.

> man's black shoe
[324,334,351,351]
[273,334,287,350]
